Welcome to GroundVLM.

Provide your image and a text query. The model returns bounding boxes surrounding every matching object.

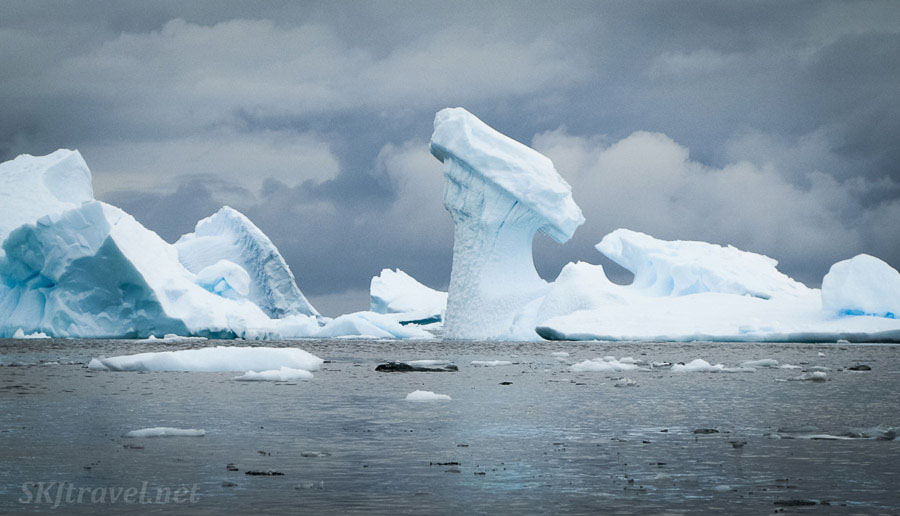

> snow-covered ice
[821,254,900,318]
[314,311,433,339]
[430,107,584,340]
[370,268,446,324]
[533,231,900,343]
[175,206,320,318]
[405,390,452,402]
[88,346,323,373]
[235,367,314,381]
[126,427,205,437]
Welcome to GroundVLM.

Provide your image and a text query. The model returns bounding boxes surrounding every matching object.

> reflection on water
[1,339,898,514]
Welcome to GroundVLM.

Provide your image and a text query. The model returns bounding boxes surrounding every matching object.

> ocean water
[1,338,898,514]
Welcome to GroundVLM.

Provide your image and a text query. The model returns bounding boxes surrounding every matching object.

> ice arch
[430,108,584,339]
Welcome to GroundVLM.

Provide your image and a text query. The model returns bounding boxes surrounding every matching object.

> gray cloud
[2,0,899,314]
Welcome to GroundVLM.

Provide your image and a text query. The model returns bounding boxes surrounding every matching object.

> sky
[2,0,899,316]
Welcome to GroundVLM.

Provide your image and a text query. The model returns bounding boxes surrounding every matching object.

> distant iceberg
[370,268,446,324]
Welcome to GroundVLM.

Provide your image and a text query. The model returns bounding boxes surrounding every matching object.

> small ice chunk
[712,485,732,492]
[790,371,827,382]
[235,367,314,381]
[551,352,569,358]
[126,427,205,437]
[405,390,452,402]
[671,359,725,373]
[471,360,513,367]
[12,328,50,339]
[138,334,208,343]
[570,357,640,373]
[740,359,779,368]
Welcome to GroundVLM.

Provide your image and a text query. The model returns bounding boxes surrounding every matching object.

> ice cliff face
[175,207,320,319]
[430,108,584,340]
[0,201,280,338]
[0,150,418,339]
[0,149,93,257]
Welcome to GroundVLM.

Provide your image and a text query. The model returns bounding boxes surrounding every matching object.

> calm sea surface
[1,338,898,514]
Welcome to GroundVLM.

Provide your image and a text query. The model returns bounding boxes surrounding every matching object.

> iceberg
[430,107,584,339]
[369,268,447,324]
[175,206,320,318]
[0,200,285,338]
[533,231,900,342]
[821,254,900,318]
[0,150,423,339]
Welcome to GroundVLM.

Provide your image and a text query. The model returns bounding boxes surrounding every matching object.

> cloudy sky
[2,0,898,315]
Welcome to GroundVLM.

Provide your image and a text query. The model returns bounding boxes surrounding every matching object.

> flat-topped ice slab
[430,107,584,242]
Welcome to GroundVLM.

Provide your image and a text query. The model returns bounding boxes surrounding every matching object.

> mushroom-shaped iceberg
[430,108,584,339]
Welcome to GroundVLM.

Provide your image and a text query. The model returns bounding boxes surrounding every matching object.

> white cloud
[45,19,588,132]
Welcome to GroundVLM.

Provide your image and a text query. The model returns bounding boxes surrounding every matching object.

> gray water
[1,338,898,514]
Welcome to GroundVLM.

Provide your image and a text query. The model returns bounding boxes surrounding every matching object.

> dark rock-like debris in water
[375,361,458,372]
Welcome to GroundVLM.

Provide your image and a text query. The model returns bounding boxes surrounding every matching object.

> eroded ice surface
[430,108,584,340]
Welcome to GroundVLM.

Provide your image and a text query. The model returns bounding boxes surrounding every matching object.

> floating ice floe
[570,356,641,373]
[88,346,323,373]
[471,360,513,367]
[138,334,208,344]
[405,390,452,402]
[671,359,755,373]
[740,359,779,368]
[235,367,314,381]
[126,427,205,437]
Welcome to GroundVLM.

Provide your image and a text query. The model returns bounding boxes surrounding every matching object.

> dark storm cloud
[1,0,898,313]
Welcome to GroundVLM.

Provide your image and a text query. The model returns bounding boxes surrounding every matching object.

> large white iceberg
[532,231,900,342]
[821,254,900,319]
[0,149,431,339]
[369,268,446,324]
[175,207,320,319]
[430,107,584,339]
